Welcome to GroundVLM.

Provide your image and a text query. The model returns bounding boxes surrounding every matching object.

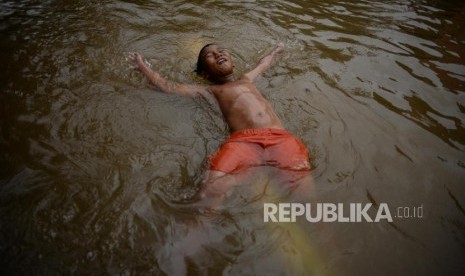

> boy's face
[201,44,234,79]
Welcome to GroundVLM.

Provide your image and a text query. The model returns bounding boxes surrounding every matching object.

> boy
[127,43,311,202]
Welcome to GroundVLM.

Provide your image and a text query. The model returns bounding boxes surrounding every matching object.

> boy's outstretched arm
[127,52,210,97]
[243,44,284,82]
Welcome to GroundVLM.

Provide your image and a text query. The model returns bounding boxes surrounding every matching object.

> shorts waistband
[231,128,290,136]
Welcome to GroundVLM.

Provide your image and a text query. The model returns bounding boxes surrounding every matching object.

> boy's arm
[243,44,284,82]
[127,52,210,97]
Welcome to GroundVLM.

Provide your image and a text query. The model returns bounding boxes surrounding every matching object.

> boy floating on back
[127,43,311,202]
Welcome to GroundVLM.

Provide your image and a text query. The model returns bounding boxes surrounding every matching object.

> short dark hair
[195,43,216,75]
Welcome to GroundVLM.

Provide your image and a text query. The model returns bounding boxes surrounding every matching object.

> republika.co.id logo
[263,203,424,223]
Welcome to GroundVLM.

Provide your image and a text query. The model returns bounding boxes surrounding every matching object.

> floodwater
[1,0,465,275]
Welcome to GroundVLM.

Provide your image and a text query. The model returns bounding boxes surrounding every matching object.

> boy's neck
[213,73,236,84]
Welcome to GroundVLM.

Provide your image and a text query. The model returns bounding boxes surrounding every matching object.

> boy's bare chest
[214,82,262,106]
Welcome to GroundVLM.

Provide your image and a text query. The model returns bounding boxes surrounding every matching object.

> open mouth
[217,57,227,65]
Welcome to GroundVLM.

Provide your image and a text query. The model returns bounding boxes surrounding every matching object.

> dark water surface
[1,0,465,275]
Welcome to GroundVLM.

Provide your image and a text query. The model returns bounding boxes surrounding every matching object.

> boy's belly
[224,93,283,131]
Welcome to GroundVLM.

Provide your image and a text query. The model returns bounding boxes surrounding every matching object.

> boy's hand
[127,52,147,70]
[273,43,284,55]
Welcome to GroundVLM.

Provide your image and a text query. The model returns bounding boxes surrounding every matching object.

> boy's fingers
[128,52,138,58]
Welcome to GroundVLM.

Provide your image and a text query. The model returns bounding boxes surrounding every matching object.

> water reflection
[1,0,465,275]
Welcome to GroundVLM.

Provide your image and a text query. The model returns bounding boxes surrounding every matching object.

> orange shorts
[209,128,311,173]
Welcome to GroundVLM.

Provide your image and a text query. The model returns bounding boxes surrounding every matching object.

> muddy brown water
[1,0,465,275]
